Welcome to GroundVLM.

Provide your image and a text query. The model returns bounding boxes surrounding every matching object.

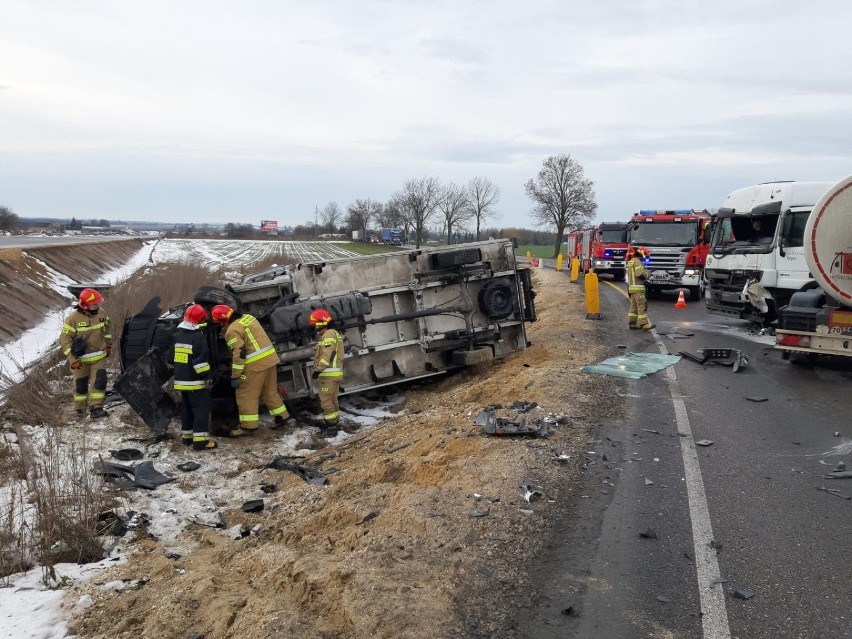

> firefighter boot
[89,406,109,420]
[181,431,193,446]
[193,439,218,451]
[641,322,656,331]
[271,415,297,431]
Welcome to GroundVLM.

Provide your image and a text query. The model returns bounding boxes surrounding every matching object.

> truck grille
[644,249,686,274]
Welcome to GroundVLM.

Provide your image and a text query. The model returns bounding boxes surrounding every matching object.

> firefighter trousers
[628,292,649,327]
[318,377,340,425]
[235,367,288,429]
[179,389,211,442]
[71,359,107,410]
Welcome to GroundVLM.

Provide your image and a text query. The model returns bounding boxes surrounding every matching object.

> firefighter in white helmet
[60,288,111,419]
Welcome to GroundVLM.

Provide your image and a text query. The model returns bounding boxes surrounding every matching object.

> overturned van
[117,240,536,431]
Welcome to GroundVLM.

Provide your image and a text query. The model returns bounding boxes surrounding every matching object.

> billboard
[260,220,278,235]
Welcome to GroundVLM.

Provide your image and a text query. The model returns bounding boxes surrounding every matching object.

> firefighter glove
[106,347,112,357]
[204,378,214,390]
[311,370,320,380]
[70,360,82,370]
[230,377,241,389]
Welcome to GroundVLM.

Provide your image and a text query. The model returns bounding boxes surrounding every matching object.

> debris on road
[746,396,769,403]
[475,410,548,437]
[510,400,539,413]
[109,448,144,461]
[582,352,681,379]
[468,509,490,518]
[655,595,670,603]
[176,461,200,472]
[644,478,654,486]
[709,539,723,552]
[733,589,755,600]
[519,481,543,503]
[710,577,730,588]
[822,471,852,479]
[641,428,661,435]
[241,499,264,513]
[268,456,328,485]
[817,486,851,500]
[639,527,658,539]
[679,348,749,372]
[696,440,714,447]
[356,512,378,525]
[92,460,175,490]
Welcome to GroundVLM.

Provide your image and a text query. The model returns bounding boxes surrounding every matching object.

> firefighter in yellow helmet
[309,308,344,435]
[211,304,295,433]
[626,248,655,330]
[60,288,111,419]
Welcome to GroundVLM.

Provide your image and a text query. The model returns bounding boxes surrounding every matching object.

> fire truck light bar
[638,210,693,216]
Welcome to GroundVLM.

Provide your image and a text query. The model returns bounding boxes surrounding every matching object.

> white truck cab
[704,181,834,323]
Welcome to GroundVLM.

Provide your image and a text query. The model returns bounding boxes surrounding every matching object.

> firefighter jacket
[169,322,212,391]
[627,257,648,294]
[314,327,344,379]
[60,307,111,365]
[223,314,278,379]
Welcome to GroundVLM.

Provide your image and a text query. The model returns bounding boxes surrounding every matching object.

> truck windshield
[712,215,778,251]
[629,221,698,246]
[599,230,626,243]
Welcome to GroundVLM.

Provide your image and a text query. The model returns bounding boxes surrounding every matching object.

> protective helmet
[211,305,234,325]
[308,308,332,328]
[183,304,208,325]
[636,248,648,259]
[78,288,104,310]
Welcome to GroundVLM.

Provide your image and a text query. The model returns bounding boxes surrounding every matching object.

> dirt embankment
[65,268,626,639]
[0,239,147,345]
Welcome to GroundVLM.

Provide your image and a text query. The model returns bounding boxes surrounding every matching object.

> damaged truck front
[116,240,536,431]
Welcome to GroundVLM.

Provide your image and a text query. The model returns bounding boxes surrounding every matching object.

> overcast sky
[2,0,851,229]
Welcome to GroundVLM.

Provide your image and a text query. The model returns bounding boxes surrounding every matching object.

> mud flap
[114,347,175,434]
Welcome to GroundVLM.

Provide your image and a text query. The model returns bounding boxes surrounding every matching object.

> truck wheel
[613,269,625,282]
[478,278,515,320]
[789,352,818,366]
[688,285,702,301]
[448,346,494,366]
[194,285,242,312]
[645,287,658,300]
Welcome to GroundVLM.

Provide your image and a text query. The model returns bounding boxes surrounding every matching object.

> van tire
[194,286,242,312]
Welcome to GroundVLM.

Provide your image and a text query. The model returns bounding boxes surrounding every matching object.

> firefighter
[169,304,216,450]
[60,288,111,419]
[309,308,344,435]
[626,248,655,330]
[210,304,295,433]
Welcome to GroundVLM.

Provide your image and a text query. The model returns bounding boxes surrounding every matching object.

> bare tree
[0,206,20,233]
[525,154,597,257]
[437,182,471,245]
[347,199,376,241]
[466,177,501,241]
[396,177,441,248]
[320,202,341,234]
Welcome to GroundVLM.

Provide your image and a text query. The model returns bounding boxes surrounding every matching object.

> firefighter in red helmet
[309,308,344,436]
[60,288,111,419]
[168,304,216,450]
[210,304,295,433]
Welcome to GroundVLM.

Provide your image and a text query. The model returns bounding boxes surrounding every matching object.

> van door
[776,208,812,292]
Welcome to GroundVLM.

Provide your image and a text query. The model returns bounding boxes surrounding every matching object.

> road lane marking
[601,279,629,300]
[653,329,732,639]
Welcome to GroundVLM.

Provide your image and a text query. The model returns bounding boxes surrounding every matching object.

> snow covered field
[150,238,360,265]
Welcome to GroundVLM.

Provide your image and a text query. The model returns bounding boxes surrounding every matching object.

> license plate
[650,270,670,281]
[829,310,852,335]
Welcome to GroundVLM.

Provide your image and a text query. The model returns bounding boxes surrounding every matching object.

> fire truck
[579,222,629,280]
[626,210,712,300]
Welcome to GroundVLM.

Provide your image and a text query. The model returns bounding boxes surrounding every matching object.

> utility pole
[315,205,319,238]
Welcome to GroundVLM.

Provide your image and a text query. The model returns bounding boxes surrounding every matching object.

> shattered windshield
[712,215,778,252]
[629,221,698,246]
[599,229,626,243]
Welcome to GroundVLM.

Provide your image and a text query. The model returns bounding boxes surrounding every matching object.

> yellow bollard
[570,257,580,283]
[585,271,601,319]
[526,250,532,263]
[556,253,563,272]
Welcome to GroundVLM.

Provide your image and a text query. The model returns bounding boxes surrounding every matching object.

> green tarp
[582,352,681,379]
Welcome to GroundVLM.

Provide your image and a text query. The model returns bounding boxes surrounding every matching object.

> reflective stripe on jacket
[59,308,111,364]
[169,322,211,392]
[627,257,647,294]
[224,314,278,378]
[314,328,344,378]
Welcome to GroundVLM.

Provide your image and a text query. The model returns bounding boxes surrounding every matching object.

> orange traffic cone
[674,289,687,309]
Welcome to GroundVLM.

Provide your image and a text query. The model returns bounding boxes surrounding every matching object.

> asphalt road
[0,235,145,249]
[518,270,852,639]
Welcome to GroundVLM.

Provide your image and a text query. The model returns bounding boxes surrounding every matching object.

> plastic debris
[817,486,851,500]
[176,461,200,472]
[519,481,543,503]
[260,483,278,493]
[644,478,654,486]
[468,509,489,517]
[656,595,670,603]
[824,471,852,479]
[561,607,576,616]
[478,565,493,578]
[510,400,538,413]
[746,396,768,403]
[109,448,144,461]
[268,456,328,485]
[709,539,723,552]
[241,499,264,513]
[92,460,175,490]
[582,352,681,379]
[356,512,378,525]
[638,527,658,539]
[696,440,714,447]
[733,589,755,600]
[710,577,729,588]
[679,348,748,371]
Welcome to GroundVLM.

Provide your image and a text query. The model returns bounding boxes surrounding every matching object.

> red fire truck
[565,223,628,279]
[626,210,712,300]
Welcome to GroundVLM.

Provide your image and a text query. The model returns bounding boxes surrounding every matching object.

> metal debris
[268,456,328,485]
[519,481,543,503]
[745,396,768,403]
[644,478,654,486]
[823,471,852,479]
[733,589,755,600]
[475,410,548,437]
[818,486,852,500]
[641,429,660,435]
[710,577,730,588]
[510,400,539,413]
[680,348,748,371]
[696,440,714,447]
[241,499,264,513]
